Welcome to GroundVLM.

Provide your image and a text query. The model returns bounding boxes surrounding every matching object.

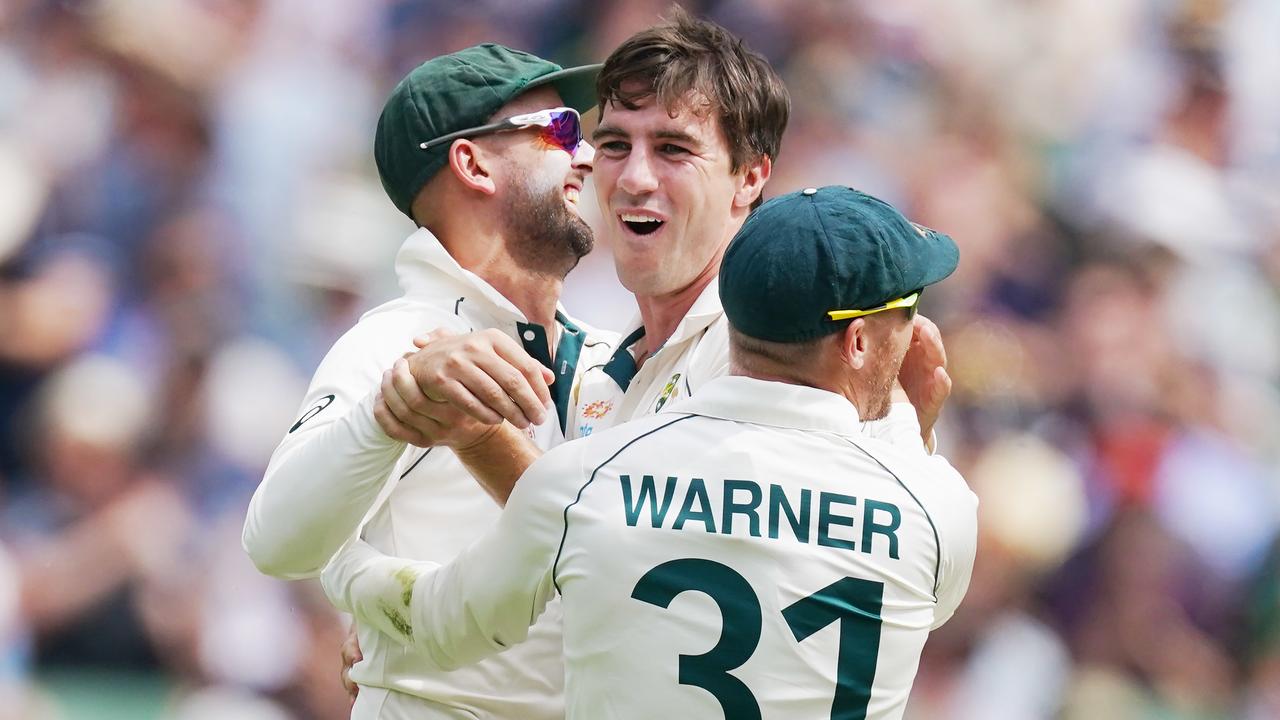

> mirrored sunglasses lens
[544,111,580,152]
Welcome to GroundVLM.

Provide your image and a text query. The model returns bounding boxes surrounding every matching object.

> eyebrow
[591,124,702,148]
[591,123,628,141]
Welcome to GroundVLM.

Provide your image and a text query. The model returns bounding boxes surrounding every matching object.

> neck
[728,359,874,420]
[482,265,562,328]
[435,221,565,334]
[634,267,715,360]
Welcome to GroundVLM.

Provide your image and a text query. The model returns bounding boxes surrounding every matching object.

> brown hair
[597,7,790,174]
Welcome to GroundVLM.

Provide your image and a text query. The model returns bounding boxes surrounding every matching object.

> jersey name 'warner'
[620,474,906,559]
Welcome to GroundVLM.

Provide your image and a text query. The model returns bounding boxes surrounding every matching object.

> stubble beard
[861,339,910,421]
[504,175,594,278]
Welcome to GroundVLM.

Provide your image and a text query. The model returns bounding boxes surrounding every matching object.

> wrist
[453,422,508,453]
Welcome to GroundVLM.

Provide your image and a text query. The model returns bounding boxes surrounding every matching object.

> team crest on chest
[653,373,682,412]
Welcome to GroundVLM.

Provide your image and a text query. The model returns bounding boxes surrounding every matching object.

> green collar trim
[517,311,586,434]
[601,326,647,392]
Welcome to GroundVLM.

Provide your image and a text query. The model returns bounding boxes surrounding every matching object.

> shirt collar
[602,278,724,392]
[673,375,864,435]
[617,275,724,352]
[394,227,533,322]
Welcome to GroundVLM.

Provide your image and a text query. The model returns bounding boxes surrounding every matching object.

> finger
[483,331,551,388]
[404,336,530,425]
[341,666,359,701]
[380,368,421,424]
[484,337,552,421]
[373,396,433,446]
[391,357,443,417]
[471,352,549,427]
[341,624,362,702]
[914,316,946,367]
[932,366,952,403]
[437,363,530,427]
[341,631,363,664]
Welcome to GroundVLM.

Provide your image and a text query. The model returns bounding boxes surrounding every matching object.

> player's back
[552,377,977,719]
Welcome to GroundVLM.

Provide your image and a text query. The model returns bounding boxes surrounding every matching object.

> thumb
[541,366,555,386]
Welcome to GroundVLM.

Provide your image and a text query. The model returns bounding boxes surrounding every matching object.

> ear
[732,155,772,209]
[447,140,497,196]
[837,319,868,371]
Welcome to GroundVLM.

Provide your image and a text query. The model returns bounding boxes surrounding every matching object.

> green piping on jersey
[842,438,942,601]
[517,311,586,434]
[552,414,698,594]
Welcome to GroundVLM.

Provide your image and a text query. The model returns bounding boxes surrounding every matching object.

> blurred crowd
[0,0,1277,718]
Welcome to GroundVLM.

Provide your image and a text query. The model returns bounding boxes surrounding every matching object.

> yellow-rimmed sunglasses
[827,291,921,322]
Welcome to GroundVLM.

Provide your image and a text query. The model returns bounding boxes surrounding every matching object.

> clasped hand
[373,329,555,449]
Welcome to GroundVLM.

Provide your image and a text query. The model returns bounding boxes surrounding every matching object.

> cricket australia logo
[653,373,682,412]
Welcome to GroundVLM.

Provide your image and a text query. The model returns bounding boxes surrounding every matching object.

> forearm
[243,392,406,578]
[323,539,535,671]
[452,423,543,506]
[322,450,573,672]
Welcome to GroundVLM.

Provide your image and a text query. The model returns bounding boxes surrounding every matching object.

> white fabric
[242,227,615,720]
[570,277,727,438]
[325,376,978,720]
[570,276,930,449]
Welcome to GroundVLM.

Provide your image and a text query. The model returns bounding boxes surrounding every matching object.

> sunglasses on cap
[827,291,922,322]
[419,107,583,154]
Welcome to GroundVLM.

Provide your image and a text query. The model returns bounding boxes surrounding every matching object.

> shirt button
[802,187,818,196]
[523,330,536,341]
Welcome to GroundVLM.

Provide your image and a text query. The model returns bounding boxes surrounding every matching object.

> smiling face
[477,87,596,275]
[485,86,594,223]
[591,92,766,298]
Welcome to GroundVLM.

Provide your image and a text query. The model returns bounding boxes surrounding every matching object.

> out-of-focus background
[0,0,1277,718]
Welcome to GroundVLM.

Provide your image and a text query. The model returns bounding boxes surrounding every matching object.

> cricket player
[325,186,979,720]
[242,45,616,720]
[377,11,950,497]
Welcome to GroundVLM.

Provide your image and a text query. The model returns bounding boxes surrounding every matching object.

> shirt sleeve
[321,440,584,670]
[242,310,450,579]
[927,458,979,628]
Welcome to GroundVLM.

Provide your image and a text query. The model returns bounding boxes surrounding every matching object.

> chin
[863,403,893,422]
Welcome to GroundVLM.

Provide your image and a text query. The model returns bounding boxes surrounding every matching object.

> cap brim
[524,63,601,114]
[913,228,961,289]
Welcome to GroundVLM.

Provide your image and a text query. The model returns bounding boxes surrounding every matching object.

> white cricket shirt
[325,375,978,720]
[569,276,932,450]
[242,227,614,720]
[569,277,728,438]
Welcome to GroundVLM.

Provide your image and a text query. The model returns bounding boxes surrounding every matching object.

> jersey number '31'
[632,558,884,720]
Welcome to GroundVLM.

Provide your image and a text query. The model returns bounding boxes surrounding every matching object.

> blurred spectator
[0,0,1276,717]
[4,354,192,672]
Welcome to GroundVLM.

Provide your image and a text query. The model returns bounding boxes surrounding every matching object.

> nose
[572,140,594,171]
[616,147,658,195]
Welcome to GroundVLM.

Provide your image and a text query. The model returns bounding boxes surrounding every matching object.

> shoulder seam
[841,437,943,601]
[552,414,699,593]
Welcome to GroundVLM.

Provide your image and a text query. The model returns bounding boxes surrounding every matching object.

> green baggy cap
[720,185,959,343]
[375,43,600,220]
